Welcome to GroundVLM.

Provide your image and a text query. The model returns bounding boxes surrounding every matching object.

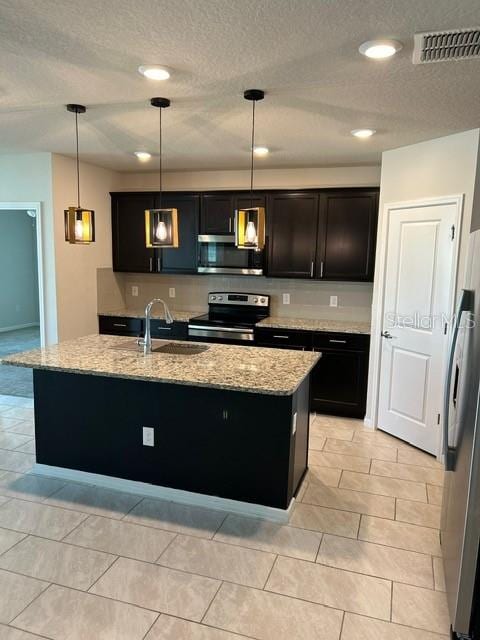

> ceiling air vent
[413,28,480,64]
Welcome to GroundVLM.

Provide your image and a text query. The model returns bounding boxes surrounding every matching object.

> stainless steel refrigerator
[442,220,480,639]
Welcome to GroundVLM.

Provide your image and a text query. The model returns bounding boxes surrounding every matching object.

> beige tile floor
[0,394,448,640]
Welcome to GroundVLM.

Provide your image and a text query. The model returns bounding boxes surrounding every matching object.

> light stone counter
[2,334,319,396]
[99,310,371,334]
[257,316,371,334]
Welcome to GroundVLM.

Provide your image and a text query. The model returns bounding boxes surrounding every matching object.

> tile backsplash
[97,268,373,323]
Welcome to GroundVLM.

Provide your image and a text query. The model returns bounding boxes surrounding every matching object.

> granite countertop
[257,316,371,335]
[1,334,319,396]
[99,309,371,334]
[99,308,197,322]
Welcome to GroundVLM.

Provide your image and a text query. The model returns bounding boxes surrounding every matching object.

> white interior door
[378,202,458,454]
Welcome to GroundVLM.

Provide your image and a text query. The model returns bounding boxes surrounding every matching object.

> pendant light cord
[159,106,163,209]
[75,111,80,208]
[250,99,256,207]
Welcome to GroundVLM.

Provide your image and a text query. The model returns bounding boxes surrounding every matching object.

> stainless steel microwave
[197,235,264,275]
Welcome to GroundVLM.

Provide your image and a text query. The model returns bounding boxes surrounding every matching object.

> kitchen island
[2,335,319,521]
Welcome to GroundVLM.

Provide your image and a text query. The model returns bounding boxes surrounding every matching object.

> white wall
[0,210,39,330]
[52,154,118,341]
[116,165,381,191]
[365,129,480,426]
[0,153,57,344]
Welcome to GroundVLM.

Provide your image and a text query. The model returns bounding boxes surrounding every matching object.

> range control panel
[208,292,270,307]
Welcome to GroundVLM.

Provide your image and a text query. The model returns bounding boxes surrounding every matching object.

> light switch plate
[330,295,338,308]
[169,287,176,298]
[142,426,154,447]
[282,293,290,305]
[131,285,139,297]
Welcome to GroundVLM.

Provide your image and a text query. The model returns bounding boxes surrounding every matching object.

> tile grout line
[153,532,178,563]
[7,579,52,627]
[87,554,122,592]
[261,554,279,590]
[338,610,346,640]
[140,611,161,640]
[199,580,224,624]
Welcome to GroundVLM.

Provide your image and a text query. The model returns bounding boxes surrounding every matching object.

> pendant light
[234,89,266,251]
[145,97,179,248]
[64,104,95,244]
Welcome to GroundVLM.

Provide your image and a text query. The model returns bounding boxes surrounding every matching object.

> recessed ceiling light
[134,151,152,162]
[351,129,376,138]
[253,146,269,157]
[138,65,171,80]
[359,39,403,59]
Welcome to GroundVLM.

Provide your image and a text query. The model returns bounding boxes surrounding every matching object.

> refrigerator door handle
[443,289,474,471]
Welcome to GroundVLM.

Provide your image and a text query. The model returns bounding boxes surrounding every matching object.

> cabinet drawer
[255,328,313,350]
[313,332,370,351]
[98,316,143,336]
[150,320,188,340]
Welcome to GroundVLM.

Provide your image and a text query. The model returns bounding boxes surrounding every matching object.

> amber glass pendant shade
[64,206,95,244]
[145,208,178,248]
[235,207,265,250]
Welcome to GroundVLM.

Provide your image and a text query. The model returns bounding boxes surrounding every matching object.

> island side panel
[33,370,306,509]
[289,375,310,498]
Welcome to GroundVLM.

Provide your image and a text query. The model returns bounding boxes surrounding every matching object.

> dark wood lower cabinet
[310,345,369,418]
[34,370,309,509]
[98,316,188,340]
[255,327,370,418]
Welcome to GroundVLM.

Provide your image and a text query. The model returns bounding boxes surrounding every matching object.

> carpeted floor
[0,327,40,397]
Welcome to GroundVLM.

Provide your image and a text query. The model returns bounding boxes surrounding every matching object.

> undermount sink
[151,342,209,355]
[110,339,209,356]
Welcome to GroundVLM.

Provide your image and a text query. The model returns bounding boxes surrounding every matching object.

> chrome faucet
[139,298,174,355]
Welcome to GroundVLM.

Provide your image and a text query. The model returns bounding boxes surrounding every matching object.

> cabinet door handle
[310,261,314,278]
[329,339,347,344]
[154,327,172,331]
[157,257,161,272]
[113,323,127,328]
[149,257,153,272]
[320,261,324,278]
[228,218,232,233]
[273,335,290,339]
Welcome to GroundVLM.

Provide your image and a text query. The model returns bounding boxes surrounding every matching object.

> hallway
[0,328,40,398]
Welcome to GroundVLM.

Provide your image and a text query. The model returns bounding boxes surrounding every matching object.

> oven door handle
[188,325,254,334]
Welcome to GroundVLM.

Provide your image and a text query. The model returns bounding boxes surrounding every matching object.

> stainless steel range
[188,292,270,344]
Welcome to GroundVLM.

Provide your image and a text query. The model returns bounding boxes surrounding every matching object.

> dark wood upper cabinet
[111,192,199,274]
[200,194,235,235]
[111,188,378,281]
[316,191,378,281]
[112,194,156,273]
[234,193,266,211]
[267,192,319,278]
[159,194,199,274]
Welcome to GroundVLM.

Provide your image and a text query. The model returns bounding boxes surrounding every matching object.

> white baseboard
[32,464,294,524]
[363,417,374,429]
[0,322,39,334]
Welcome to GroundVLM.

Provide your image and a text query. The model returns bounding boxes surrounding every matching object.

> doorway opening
[0,207,43,398]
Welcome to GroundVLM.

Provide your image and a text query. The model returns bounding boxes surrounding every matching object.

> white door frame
[368,194,464,458]
[0,202,46,348]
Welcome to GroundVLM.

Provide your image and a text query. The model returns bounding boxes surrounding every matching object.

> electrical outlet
[330,295,338,308]
[169,287,176,298]
[282,293,290,305]
[142,426,154,447]
[131,285,139,297]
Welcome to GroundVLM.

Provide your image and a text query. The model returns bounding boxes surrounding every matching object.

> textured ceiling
[0,0,479,171]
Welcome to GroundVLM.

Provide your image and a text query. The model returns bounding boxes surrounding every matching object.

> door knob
[381,331,395,339]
